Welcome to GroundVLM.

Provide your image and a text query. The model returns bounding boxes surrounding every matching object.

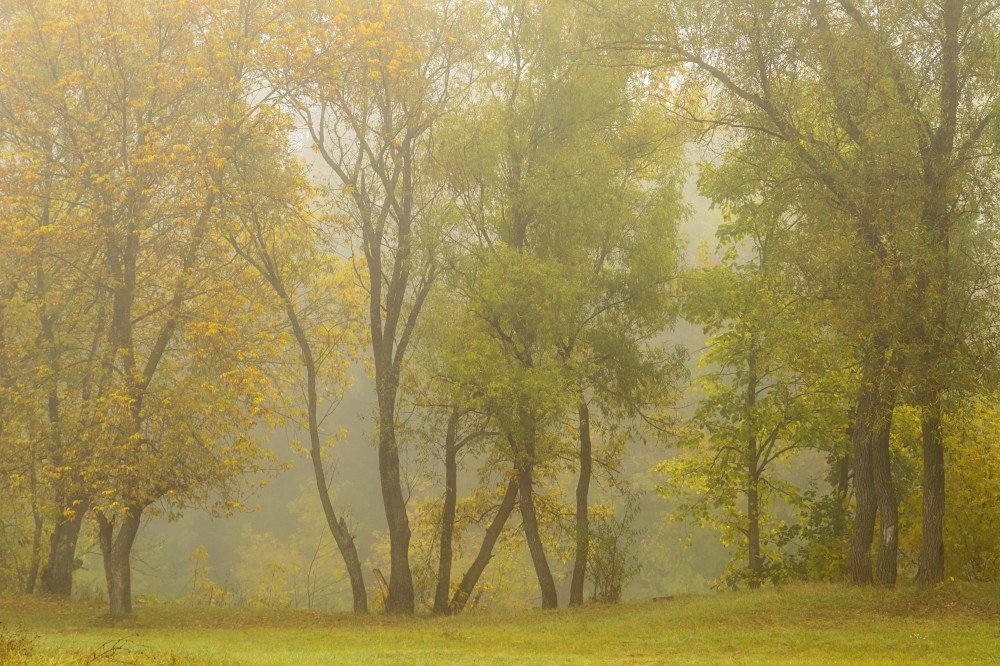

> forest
[0,0,998,662]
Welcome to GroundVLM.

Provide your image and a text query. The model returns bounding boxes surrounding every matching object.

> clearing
[0,583,997,664]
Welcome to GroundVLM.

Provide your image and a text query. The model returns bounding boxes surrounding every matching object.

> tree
[435,0,686,608]
[281,0,479,614]
[664,181,849,588]
[0,0,297,617]
[223,140,370,612]
[395,310,522,614]
[631,0,1000,586]
[0,6,107,596]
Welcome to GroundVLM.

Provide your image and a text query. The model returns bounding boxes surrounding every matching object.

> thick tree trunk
[96,506,143,619]
[872,408,898,586]
[451,478,519,614]
[849,362,879,585]
[434,409,461,614]
[916,399,945,586]
[517,461,558,609]
[569,401,592,606]
[378,387,414,614]
[911,0,958,589]
[849,343,900,586]
[39,497,87,596]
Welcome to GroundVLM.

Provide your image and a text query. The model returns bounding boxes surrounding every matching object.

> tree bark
[24,507,44,594]
[745,352,762,589]
[849,359,880,585]
[517,460,558,609]
[450,478,519,614]
[378,385,415,614]
[834,446,851,535]
[24,440,44,594]
[872,404,898,587]
[39,496,87,596]
[96,506,143,619]
[282,293,368,613]
[433,408,461,614]
[747,468,762,589]
[916,398,945,586]
[309,444,368,613]
[569,401,592,606]
[912,0,959,586]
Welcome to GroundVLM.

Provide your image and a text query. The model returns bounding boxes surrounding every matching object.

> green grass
[1,583,998,664]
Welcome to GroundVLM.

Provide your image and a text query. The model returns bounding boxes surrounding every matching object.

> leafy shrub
[589,498,642,603]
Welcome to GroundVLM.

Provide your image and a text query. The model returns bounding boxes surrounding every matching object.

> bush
[589,498,642,603]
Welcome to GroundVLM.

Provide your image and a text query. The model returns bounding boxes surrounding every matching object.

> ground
[0,583,997,664]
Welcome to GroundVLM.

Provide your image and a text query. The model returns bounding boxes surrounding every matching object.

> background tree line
[0,0,997,619]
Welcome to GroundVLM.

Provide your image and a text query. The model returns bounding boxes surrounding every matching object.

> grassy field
[0,583,997,664]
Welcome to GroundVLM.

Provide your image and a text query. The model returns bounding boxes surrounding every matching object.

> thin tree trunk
[450,478,519,614]
[569,401,592,606]
[24,507,43,594]
[282,294,368,613]
[230,234,371,613]
[434,408,461,614]
[39,496,87,596]
[517,460,558,609]
[745,353,762,589]
[309,446,368,614]
[96,506,143,619]
[24,438,44,594]
[747,470,762,589]
[832,442,851,539]
[916,398,945,586]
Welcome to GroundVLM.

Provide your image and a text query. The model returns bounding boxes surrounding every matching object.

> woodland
[0,0,997,651]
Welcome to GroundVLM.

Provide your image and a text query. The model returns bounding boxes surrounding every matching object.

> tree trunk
[871,388,899,587]
[916,399,945,586]
[284,295,368,613]
[912,0,959,587]
[569,401,592,606]
[450,478,519,614]
[96,506,143,619]
[517,461,558,609]
[378,386,414,614]
[747,469,762,589]
[832,443,851,539]
[434,409,461,614]
[323,511,367,613]
[39,496,87,596]
[848,344,900,586]
[849,362,879,585]
[310,444,368,613]
[247,254,371,613]
[24,441,44,594]
[24,507,43,594]
[745,353,762,589]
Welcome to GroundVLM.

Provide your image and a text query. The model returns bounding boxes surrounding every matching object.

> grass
[0,583,997,664]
